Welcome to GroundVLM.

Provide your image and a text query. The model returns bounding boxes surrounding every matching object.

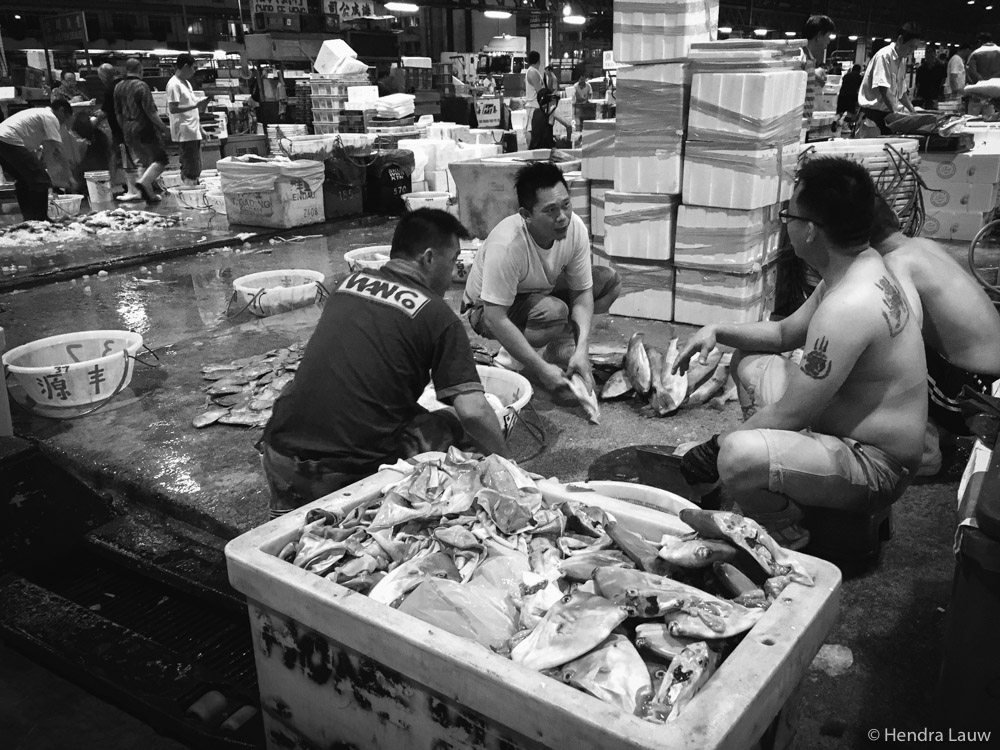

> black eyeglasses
[779,208,824,227]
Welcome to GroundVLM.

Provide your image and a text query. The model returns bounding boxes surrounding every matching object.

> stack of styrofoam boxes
[918,147,1000,242]
[599,0,718,321]
[582,119,615,261]
[674,41,805,326]
[564,172,591,234]
[397,128,502,198]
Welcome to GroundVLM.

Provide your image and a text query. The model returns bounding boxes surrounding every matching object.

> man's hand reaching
[673,325,718,375]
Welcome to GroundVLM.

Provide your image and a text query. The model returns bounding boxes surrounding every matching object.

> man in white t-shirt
[0,100,73,220]
[166,53,209,186]
[858,22,923,134]
[945,43,971,98]
[462,162,621,393]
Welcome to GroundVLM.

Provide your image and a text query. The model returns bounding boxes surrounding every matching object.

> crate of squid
[613,0,719,64]
[614,63,691,195]
[593,240,676,322]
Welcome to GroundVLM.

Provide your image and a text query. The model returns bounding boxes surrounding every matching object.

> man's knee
[718,431,771,493]
[526,294,570,330]
[592,266,622,314]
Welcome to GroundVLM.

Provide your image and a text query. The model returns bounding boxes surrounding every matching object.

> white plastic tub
[418,365,531,440]
[232,269,326,317]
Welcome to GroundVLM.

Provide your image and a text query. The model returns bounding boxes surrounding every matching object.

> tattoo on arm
[876,277,909,337]
[801,336,833,380]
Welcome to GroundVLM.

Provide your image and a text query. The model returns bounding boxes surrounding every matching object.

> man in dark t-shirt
[260,209,508,518]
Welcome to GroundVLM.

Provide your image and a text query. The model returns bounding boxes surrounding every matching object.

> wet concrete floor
[0,214,976,749]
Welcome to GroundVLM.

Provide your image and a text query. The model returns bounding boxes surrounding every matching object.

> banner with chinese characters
[252,0,308,15]
[324,1,387,19]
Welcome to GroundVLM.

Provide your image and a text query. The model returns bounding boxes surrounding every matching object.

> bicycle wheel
[968,218,1000,301]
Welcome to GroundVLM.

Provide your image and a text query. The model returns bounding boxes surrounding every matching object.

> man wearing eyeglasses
[672,158,927,550]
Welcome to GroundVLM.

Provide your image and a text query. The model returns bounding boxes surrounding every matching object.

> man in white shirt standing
[462,162,621,394]
[945,42,971,99]
[0,100,73,221]
[166,53,209,187]
[858,23,923,135]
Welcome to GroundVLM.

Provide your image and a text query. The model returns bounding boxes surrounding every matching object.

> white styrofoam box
[401,56,432,69]
[925,183,1000,213]
[673,262,778,326]
[347,85,380,103]
[961,122,1000,151]
[510,109,529,133]
[674,204,782,272]
[922,209,995,242]
[427,168,456,194]
[919,150,1000,187]
[427,123,471,141]
[591,236,613,267]
[607,258,676,321]
[582,119,616,181]
[590,180,613,238]
[614,63,690,194]
[683,139,799,210]
[450,143,502,164]
[688,69,807,144]
[613,0,720,64]
[564,171,591,230]
[604,191,679,261]
[460,129,507,145]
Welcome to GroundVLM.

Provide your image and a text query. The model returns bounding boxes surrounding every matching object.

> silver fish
[558,634,652,715]
[634,623,699,662]
[218,409,269,428]
[605,519,669,575]
[510,591,629,671]
[206,381,248,396]
[558,550,634,581]
[648,339,687,417]
[644,641,717,722]
[625,333,652,394]
[567,373,600,424]
[192,408,228,428]
[678,509,814,586]
[657,538,738,568]
[600,369,633,400]
[683,347,724,394]
[368,552,462,608]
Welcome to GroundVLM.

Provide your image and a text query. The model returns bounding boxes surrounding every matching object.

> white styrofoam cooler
[589,179,614,238]
[615,63,690,194]
[674,204,782,272]
[921,208,995,243]
[682,139,799,210]
[673,261,778,326]
[565,171,591,229]
[613,0,720,64]
[925,182,1000,213]
[918,149,1000,187]
[225,460,840,750]
[603,190,679,261]
[687,69,807,144]
[582,119,615,181]
[607,258,676,321]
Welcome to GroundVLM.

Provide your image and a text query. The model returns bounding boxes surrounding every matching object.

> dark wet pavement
[0,216,977,748]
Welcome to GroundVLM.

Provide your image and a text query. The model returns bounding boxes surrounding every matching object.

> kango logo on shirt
[338,273,430,317]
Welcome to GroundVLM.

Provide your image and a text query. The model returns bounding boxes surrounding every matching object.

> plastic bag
[397,578,518,649]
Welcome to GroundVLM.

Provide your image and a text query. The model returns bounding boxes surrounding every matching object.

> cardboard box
[922,209,995,242]
[925,183,1000,213]
[920,151,1000,187]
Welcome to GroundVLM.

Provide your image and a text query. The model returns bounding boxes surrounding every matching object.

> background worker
[967,32,1000,84]
[167,53,209,187]
[858,23,924,134]
[870,197,1000,475]
[462,162,621,394]
[261,209,507,518]
[96,63,141,202]
[800,14,837,87]
[572,65,593,132]
[115,57,171,203]
[524,51,545,144]
[0,100,73,221]
[50,70,85,103]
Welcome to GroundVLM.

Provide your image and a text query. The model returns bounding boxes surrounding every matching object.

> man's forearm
[900,92,914,111]
[568,294,593,354]
[462,410,508,457]
[713,320,786,353]
[488,313,549,375]
[877,86,895,111]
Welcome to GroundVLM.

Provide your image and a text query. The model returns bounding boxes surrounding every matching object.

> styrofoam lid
[313,39,357,75]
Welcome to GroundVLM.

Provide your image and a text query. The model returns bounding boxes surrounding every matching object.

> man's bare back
[805,250,927,470]
[879,236,1000,376]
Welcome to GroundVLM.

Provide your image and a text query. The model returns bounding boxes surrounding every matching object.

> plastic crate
[311,95,348,110]
[370,115,415,128]
[312,122,340,135]
[225,460,842,750]
[311,109,343,124]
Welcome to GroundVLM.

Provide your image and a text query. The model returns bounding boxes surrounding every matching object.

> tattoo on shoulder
[801,336,833,380]
[876,276,909,338]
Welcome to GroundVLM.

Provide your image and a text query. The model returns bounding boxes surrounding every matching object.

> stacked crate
[673,41,806,325]
[588,0,717,321]
[918,147,1000,241]
[308,74,370,134]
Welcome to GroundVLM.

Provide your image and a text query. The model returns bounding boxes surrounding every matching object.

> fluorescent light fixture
[785,31,795,37]
[849,35,858,41]
[384,2,419,11]
[718,26,732,34]
[753,28,768,37]
[562,3,571,15]
[884,37,891,42]
[484,10,512,19]
[565,14,586,25]
[14,14,21,19]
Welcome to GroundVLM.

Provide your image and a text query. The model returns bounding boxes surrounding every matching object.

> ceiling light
[849,35,858,41]
[718,26,732,34]
[14,14,21,19]
[563,3,571,16]
[988,4,994,8]
[384,2,419,12]
[754,28,768,37]
[484,10,511,19]
[884,37,891,42]
[565,14,586,25]
[785,31,795,37]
